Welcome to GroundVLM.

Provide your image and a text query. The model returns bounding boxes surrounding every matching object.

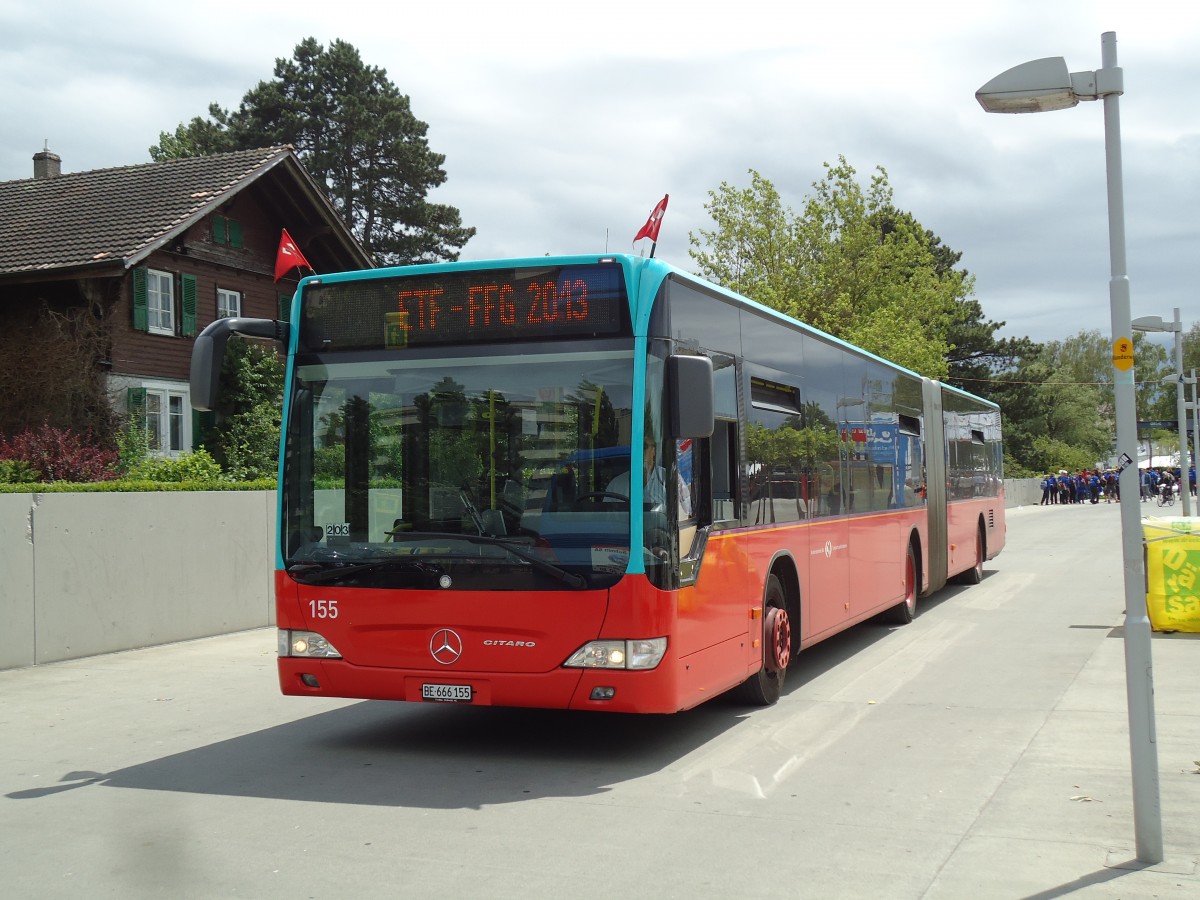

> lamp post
[1133,310,1189,516]
[977,32,1163,864]
[1179,369,1200,502]
[1191,369,1199,500]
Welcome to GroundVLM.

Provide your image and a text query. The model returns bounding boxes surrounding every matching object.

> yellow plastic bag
[1143,517,1200,633]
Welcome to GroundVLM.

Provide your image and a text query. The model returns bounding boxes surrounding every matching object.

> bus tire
[734,575,791,706]
[958,524,985,585]
[885,542,919,625]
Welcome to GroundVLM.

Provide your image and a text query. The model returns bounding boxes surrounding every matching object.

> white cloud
[3,0,1198,344]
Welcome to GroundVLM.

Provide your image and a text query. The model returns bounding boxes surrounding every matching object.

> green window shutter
[279,292,292,323]
[127,387,147,421]
[228,219,244,249]
[212,214,227,245]
[181,274,197,336]
[132,267,148,332]
[192,409,216,450]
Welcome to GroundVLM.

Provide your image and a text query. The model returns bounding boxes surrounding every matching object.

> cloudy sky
[3,0,1197,344]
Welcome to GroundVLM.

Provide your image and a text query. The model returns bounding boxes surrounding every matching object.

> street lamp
[1133,310,1189,516]
[1190,370,1199,500]
[977,33,1164,864]
[1166,369,1200,502]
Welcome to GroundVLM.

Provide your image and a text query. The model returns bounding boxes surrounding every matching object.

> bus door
[675,355,747,666]
[798,349,853,638]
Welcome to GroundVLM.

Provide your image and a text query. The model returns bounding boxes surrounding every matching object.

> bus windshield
[281,344,640,590]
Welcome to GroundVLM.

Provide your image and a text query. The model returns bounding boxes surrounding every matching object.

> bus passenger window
[711,420,736,524]
[710,355,739,525]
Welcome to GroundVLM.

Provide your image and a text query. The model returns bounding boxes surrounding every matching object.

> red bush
[0,423,119,482]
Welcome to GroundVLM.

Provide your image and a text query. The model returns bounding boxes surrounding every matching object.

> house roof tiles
[0,146,316,277]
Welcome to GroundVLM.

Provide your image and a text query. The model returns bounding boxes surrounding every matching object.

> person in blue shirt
[606,434,693,519]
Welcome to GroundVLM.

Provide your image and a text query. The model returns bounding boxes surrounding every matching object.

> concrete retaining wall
[1005,477,1043,508]
[0,480,1044,671]
[0,492,274,670]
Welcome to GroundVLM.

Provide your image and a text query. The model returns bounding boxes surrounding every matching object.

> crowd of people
[1039,466,1198,505]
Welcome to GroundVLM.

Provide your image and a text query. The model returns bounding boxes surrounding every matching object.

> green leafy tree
[687,170,802,312]
[689,159,966,378]
[943,296,1040,403]
[198,341,284,481]
[150,37,474,265]
[150,116,230,160]
[1131,333,1173,421]
[988,329,1178,473]
[987,356,1053,472]
[1028,436,1101,474]
[1182,322,1200,375]
[903,220,1038,397]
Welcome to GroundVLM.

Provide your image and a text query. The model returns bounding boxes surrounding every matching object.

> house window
[212,214,244,248]
[132,382,191,456]
[217,288,242,318]
[147,269,175,335]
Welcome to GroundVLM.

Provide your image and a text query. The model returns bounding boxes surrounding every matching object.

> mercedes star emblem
[430,628,463,665]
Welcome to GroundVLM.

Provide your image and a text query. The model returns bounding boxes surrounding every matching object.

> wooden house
[0,145,373,454]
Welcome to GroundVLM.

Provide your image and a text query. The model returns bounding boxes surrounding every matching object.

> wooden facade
[0,146,373,453]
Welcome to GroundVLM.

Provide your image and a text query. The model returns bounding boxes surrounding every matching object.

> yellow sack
[1142,517,1200,633]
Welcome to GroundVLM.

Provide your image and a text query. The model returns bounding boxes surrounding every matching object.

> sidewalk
[918,503,1200,898]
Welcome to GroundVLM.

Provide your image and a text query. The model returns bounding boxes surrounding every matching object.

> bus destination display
[301,263,630,351]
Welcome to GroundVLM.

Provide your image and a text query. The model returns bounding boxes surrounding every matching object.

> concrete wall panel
[0,494,36,669]
[31,492,274,665]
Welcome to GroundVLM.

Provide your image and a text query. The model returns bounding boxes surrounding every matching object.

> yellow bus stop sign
[1113,336,1134,371]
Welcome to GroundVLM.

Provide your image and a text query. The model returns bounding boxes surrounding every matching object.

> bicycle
[1158,485,1176,507]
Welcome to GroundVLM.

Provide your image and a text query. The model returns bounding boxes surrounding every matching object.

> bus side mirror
[669,354,714,439]
[190,317,287,411]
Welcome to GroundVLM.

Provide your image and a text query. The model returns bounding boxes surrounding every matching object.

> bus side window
[710,354,739,525]
[711,420,737,524]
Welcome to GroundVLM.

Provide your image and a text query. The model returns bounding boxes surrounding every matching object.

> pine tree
[150,38,474,265]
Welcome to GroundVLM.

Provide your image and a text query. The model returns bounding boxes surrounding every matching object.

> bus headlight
[278,629,342,658]
[563,638,667,670]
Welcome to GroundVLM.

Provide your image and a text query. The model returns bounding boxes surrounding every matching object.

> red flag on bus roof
[633,194,669,244]
[274,229,313,282]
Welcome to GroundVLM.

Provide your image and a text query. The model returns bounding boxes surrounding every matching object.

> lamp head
[976,57,1077,113]
[1131,315,1180,333]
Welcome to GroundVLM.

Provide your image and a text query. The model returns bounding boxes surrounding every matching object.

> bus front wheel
[735,575,790,706]
[885,543,918,625]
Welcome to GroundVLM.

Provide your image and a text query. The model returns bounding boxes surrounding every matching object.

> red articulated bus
[192,254,1005,713]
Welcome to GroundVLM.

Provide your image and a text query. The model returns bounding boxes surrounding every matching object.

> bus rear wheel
[957,526,985,585]
[735,575,790,706]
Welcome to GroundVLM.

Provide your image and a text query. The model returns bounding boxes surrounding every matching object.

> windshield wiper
[396,532,587,589]
[459,486,488,535]
[286,559,446,585]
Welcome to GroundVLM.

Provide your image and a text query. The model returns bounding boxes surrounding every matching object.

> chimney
[33,145,62,180]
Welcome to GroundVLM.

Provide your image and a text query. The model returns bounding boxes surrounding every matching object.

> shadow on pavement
[6,595,941,811]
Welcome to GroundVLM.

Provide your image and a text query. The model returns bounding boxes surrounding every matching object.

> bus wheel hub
[765,606,791,673]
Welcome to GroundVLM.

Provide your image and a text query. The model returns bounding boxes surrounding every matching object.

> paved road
[2,502,1198,899]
